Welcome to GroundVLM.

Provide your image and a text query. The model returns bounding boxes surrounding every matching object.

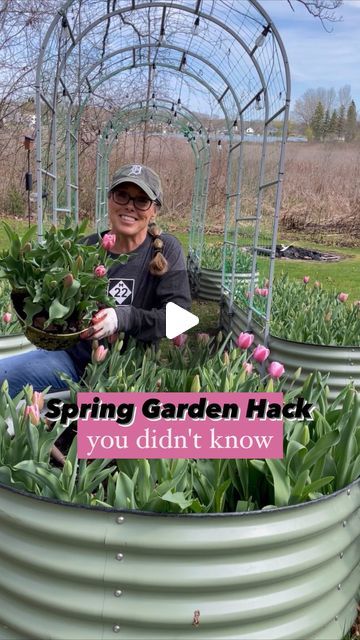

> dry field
[1,127,360,241]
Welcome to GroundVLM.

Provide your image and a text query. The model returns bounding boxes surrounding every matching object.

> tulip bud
[63,240,71,250]
[267,361,285,379]
[75,255,83,270]
[190,374,201,392]
[2,312,12,324]
[252,344,270,363]
[216,331,223,345]
[222,351,230,365]
[24,404,40,426]
[236,332,254,350]
[32,391,44,411]
[115,339,124,352]
[63,459,73,478]
[50,280,57,288]
[94,265,107,278]
[101,233,116,251]
[337,292,348,303]
[1,379,9,393]
[91,345,108,364]
[156,378,162,390]
[21,242,32,254]
[63,273,74,288]
[242,362,253,375]
[303,276,310,284]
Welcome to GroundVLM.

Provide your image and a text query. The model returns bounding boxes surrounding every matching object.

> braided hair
[148,221,168,276]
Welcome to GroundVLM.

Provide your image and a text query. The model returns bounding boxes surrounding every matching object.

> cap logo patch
[128,165,142,176]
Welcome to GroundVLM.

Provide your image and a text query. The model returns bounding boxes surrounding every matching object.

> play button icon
[166,302,199,339]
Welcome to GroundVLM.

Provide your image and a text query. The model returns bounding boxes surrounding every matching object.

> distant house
[245,127,254,134]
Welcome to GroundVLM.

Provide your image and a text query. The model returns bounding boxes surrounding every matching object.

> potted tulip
[0,221,127,350]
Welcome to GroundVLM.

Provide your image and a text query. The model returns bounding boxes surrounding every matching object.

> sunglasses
[111,189,155,211]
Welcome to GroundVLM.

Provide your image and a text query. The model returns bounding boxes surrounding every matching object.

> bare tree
[287,0,343,30]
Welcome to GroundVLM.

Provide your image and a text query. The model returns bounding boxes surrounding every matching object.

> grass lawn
[1,217,359,320]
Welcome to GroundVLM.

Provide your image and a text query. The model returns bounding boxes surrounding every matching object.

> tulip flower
[314,281,321,288]
[196,333,210,345]
[92,345,109,363]
[236,332,254,350]
[337,292,348,303]
[172,333,188,347]
[303,276,310,284]
[24,404,40,426]
[254,287,262,295]
[101,233,116,251]
[259,288,269,297]
[94,265,107,277]
[252,344,270,363]
[268,361,285,378]
[32,391,44,411]
[242,362,253,375]
[2,312,11,323]
[63,273,74,288]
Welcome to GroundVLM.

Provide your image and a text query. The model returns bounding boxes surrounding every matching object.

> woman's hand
[80,308,118,340]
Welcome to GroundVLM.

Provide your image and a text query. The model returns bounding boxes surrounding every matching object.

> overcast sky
[263,0,360,108]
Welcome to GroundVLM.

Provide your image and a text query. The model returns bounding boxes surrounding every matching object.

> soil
[270,245,342,261]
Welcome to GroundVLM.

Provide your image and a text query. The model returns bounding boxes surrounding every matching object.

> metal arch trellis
[95,99,211,242]
[35,0,290,345]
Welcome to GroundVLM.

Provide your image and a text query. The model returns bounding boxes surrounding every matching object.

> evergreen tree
[323,108,330,139]
[310,101,325,141]
[337,104,345,139]
[345,100,357,142]
[328,109,338,138]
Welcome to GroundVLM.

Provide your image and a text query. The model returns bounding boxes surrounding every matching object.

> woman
[0,164,192,396]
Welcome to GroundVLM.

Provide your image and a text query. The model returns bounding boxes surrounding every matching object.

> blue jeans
[0,349,80,398]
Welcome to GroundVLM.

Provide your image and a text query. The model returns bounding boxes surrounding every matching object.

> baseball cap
[108,164,163,205]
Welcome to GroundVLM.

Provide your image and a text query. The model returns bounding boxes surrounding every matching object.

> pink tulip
[303,276,310,284]
[172,333,188,347]
[24,404,40,426]
[2,312,11,324]
[236,332,254,350]
[32,391,44,411]
[252,344,270,363]
[92,345,109,363]
[101,233,116,251]
[254,287,262,295]
[337,292,348,303]
[94,265,107,277]
[196,333,210,345]
[259,288,269,297]
[268,361,285,378]
[314,281,321,288]
[242,362,253,375]
[63,273,74,288]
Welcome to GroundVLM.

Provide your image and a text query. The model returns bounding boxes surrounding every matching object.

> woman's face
[109,181,157,240]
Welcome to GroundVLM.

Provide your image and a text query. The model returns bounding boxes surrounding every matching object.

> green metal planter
[220,298,360,399]
[191,268,259,302]
[0,333,35,360]
[0,480,359,640]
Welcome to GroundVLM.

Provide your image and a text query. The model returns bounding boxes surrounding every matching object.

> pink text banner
[77,392,284,459]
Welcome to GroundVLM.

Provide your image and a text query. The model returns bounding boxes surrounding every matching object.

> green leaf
[48,299,70,323]
[265,459,291,507]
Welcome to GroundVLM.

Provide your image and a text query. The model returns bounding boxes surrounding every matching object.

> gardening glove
[81,308,118,340]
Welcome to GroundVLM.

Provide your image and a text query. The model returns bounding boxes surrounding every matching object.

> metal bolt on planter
[116,516,125,524]
[116,553,124,561]
[114,590,122,597]
[112,624,120,633]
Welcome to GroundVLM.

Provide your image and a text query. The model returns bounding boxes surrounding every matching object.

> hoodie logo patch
[108,278,134,305]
